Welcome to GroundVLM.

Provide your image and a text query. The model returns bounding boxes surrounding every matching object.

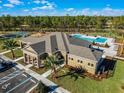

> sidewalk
[41,64,65,78]
[14,57,24,62]
[114,56,124,60]
[0,47,21,55]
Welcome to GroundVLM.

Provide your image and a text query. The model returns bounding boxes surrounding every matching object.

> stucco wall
[67,54,97,74]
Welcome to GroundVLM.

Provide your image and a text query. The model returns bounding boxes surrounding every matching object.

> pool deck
[72,34,118,57]
[72,34,114,45]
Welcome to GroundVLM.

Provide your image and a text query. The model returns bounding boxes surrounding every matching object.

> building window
[69,57,73,60]
[77,60,80,62]
[88,63,90,66]
[80,60,83,63]
[71,58,73,60]
[91,64,94,67]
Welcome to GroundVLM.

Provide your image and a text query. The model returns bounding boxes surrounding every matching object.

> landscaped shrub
[121,85,124,90]
[36,81,49,93]
[105,43,109,47]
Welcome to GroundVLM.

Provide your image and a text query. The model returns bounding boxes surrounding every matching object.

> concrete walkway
[114,56,124,60]
[16,63,70,93]
[41,64,65,78]
[0,47,21,55]
[14,57,24,62]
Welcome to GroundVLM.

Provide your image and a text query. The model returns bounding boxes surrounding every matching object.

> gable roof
[66,34,92,48]
[21,32,103,61]
[30,41,45,55]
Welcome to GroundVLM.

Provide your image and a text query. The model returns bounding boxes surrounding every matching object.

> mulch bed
[64,65,108,81]
[121,86,124,90]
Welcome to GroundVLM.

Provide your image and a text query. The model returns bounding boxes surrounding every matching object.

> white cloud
[32,6,54,10]
[70,7,124,16]
[106,4,111,7]
[8,0,23,5]
[40,5,54,10]
[32,7,39,11]
[24,9,29,12]
[101,7,124,16]
[3,4,14,8]
[32,0,56,10]
[65,8,74,12]
[0,1,2,3]
[34,0,40,4]
[41,0,49,4]
[82,8,90,15]
[61,7,124,16]
[0,12,9,15]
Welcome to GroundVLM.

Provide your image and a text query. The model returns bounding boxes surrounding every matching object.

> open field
[49,60,124,93]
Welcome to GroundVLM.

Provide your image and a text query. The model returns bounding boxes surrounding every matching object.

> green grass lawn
[30,66,50,75]
[17,59,27,66]
[48,60,124,93]
[4,49,23,59]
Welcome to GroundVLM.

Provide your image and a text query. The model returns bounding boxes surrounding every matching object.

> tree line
[0,15,124,32]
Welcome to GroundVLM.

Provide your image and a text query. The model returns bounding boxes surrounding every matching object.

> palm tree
[2,39,18,59]
[44,54,62,79]
[36,81,47,93]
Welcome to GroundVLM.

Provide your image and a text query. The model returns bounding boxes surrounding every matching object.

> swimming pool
[72,34,107,44]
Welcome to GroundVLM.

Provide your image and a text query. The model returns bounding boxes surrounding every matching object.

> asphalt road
[0,68,38,93]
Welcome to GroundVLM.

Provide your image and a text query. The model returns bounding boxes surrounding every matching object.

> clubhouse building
[20,32,104,74]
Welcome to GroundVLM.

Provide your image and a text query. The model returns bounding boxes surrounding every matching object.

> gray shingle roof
[50,35,58,53]
[30,41,45,55]
[66,34,92,48]
[21,32,103,61]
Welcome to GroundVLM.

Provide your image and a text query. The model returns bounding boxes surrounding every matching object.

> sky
[0,0,124,16]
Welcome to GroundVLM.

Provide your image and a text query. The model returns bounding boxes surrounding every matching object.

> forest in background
[0,15,124,32]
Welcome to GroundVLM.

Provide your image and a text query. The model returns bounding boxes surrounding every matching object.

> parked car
[0,61,16,72]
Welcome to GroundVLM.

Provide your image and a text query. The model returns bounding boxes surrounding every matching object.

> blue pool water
[73,34,107,44]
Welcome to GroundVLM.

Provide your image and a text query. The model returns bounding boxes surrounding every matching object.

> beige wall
[67,54,97,74]
[22,45,98,74]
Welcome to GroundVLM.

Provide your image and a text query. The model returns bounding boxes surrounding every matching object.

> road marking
[30,79,36,84]
[2,83,11,89]
[0,70,21,81]
[6,77,32,93]
[22,73,27,77]
[12,67,17,70]
[0,70,24,85]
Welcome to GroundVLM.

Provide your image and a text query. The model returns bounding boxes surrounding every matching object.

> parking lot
[0,67,38,93]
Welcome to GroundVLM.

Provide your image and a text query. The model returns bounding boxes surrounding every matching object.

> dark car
[0,61,16,72]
